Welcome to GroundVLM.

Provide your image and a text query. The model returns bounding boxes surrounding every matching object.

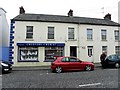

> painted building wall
[12,20,119,66]
[79,25,118,63]
[0,8,9,61]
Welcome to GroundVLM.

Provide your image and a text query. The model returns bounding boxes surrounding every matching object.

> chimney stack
[19,6,25,14]
[104,13,111,20]
[68,9,73,17]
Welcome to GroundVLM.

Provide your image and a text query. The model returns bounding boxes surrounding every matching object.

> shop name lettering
[17,43,65,46]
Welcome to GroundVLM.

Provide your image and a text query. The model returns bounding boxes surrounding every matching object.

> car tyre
[115,63,120,68]
[55,66,62,73]
[85,65,92,71]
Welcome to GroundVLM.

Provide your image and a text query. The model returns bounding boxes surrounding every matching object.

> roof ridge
[13,13,119,26]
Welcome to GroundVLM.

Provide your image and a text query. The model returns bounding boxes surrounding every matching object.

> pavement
[12,63,101,71]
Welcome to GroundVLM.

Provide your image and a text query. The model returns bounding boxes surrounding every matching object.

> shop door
[70,46,77,57]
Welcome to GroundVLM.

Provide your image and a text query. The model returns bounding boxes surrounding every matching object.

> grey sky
[0,0,120,25]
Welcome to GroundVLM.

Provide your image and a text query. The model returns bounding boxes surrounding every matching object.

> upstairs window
[68,28,74,40]
[114,30,119,41]
[101,29,107,40]
[87,29,93,40]
[48,27,54,39]
[26,26,33,39]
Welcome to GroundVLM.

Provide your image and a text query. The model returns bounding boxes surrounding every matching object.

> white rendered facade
[11,20,119,66]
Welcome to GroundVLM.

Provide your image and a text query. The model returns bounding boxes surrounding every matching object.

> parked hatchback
[102,54,120,68]
[51,56,94,73]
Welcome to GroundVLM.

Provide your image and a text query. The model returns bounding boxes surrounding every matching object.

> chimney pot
[68,9,73,17]
[104,13,111,20]
[19,6,25,14]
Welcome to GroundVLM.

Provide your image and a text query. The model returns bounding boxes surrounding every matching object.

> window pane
[101,30,107,40]
[87,29,93,40]
[19,47,38,61]
[26,26,33,39]
[114,30,119,40]
[68,28,74,39]
[115,46,120,55]
[26,33,33,38]
[45,47,64,62]
[87,46,93,57]
[27,26,33,32]
[48,27,54,39]
[102,46,107,54]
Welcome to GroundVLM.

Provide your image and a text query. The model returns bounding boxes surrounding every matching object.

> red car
[51,56,94,73]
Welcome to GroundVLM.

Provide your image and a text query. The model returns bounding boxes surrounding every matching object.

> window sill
[115,40,120,42]
[47,39,55,41]
[18,60,39,62]
[25,39,34,41]
[101,40,107,41]
[68,39,77,41]
[87,39,93,41]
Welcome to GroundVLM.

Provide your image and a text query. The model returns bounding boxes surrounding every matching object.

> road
[1,67,119,88]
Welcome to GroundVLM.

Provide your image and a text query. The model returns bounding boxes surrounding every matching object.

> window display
[19,47,38,61]
[45,47,64,62]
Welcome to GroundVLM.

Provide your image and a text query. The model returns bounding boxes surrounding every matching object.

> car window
[108,55,118,61]
[69,58,80,62]
[61,57,69,62]
[118,55,120,60]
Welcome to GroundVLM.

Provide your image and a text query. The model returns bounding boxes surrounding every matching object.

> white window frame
[102,46,107,53]
[115,46,120,55]
[101,29,107,41]
[87,28,93,40]
[68,27,74,40]
[48,27,54,39]
[114,30,119,41]
[26,26,33,39]
[18,47,38,61]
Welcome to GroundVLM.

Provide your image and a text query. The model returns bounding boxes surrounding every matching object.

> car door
[61,57,70,71]
[69,57,82,70]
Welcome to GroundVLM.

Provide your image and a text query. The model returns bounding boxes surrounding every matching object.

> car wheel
[85,65,92,71]
[115,63,120,68]
[55,66,62,73]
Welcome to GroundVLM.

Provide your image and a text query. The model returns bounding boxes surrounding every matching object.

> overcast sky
[0,0,120,25]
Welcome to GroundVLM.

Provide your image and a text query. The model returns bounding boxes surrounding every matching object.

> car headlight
[1,63,9,67]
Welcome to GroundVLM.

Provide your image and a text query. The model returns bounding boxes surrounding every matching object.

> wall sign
[17,43,65,47]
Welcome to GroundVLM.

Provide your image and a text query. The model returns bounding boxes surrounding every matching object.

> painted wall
[79,25,118,63]
[0,8,9,61]
[12,20,119,66]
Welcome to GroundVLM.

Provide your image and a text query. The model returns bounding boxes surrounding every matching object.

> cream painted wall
[12,20,119,66]
[79,25,119,63]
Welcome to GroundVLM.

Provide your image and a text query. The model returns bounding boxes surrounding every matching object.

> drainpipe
[77,22,80,58]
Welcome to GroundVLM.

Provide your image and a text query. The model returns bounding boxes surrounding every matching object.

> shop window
[18,47,38,61]
[45,47,64,62]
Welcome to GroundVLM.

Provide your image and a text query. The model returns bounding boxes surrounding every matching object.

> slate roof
[13,13,120,26]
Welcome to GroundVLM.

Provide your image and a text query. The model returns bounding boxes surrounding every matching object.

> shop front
[17,43,65,63]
